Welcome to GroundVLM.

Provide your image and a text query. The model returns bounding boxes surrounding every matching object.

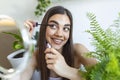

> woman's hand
[24,20,36,37]
[44,48,82,80]
[44,48,68,76]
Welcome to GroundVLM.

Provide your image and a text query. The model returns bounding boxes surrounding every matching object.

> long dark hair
[36,6,74,80]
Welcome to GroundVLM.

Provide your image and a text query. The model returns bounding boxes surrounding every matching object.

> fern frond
[86,13,113,57]
[82,12,120,80]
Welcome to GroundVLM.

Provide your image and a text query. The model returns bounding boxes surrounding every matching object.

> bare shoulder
[73,43,97,66]
[73,43,89,56]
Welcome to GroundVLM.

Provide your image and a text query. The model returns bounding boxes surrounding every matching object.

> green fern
[86,13,113,57]
[83,12,120,80]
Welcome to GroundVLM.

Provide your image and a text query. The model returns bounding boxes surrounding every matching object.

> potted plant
[2,31,25,68]
[3,29,38,69]
[80,12,120,80]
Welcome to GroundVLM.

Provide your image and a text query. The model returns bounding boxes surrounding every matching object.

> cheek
[64,32,70,40]
[46,28,55,39]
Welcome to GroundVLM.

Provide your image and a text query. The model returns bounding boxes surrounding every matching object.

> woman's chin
[52,45,62,51]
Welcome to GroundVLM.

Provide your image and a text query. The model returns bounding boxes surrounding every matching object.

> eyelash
[63,27,70,32]
[48,24,70,32]
[48,24,57,29]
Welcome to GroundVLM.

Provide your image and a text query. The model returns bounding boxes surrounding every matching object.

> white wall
[1,0,120,51]
[0,0,38,21]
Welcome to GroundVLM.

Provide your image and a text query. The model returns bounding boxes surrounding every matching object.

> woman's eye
[63,27,70,32]
[48,24,57,29]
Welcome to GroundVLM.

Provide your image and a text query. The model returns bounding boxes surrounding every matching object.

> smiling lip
[52,38,63,45]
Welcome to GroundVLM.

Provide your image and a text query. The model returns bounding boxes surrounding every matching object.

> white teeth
[53,39,62,44]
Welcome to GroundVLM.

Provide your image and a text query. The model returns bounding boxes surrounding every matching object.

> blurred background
[0,0,120,68]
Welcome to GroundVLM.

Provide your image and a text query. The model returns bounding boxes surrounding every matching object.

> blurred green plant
[35,0,61,16]
[81,12,120,80]
[2,31,38,50]
[2,32,24,50]
[35,0,51,16]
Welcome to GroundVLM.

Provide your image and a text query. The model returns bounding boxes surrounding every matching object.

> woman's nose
[55,29,63,37]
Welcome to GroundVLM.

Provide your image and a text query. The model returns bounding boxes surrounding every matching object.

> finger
[46,59,55,64]
[44,48,60,55]
[24,21,33,30]
[47,64,53,70]
[45,53,56,60]
[26,21,34,28]
[24,21,35,34]
[28,20,36,27]
[24,22,30,30]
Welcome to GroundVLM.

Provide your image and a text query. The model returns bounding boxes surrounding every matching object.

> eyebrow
[48,20,71,27]
[49,20,58,25]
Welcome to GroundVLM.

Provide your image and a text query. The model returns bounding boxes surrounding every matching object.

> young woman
[24,6,97,80]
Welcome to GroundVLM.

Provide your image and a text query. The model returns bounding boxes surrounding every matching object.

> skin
[23,14,97,80]
[46,14,70,52]
[45,14,71,78]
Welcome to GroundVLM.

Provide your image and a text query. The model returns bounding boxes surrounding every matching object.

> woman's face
[46,14,71,51]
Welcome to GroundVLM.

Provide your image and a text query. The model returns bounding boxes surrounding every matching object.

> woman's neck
[57,47,63,53]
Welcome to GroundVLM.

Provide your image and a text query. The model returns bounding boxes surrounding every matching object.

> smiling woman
[24,6,97,80]
[46,14,71,51]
